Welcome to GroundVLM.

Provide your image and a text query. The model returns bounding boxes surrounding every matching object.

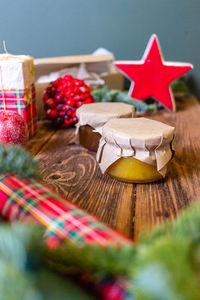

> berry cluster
[43,75,95,128]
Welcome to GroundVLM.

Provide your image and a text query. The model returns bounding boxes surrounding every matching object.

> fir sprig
[0,223,44,300]
[0,144,40,180]
[92,86,156,114]
[171,78,188,94]
[44,243,136,278]
[131,201,200,299]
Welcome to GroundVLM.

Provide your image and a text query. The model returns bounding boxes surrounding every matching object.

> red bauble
[0,111,28,146]
[43,75,95,128]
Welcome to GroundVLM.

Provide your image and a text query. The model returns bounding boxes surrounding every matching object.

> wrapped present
[0,174,131,247]
[0,54,37,136]
[0,53,34,90]
[0,84,37,136]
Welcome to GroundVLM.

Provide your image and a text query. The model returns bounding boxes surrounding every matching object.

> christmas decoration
[0,85,38,137]
[1,146,200,299]
[0,145,133,299]
[0,53,37,136]
[114,34,193,111]
[0,111,28,146]
[43,75,95,128]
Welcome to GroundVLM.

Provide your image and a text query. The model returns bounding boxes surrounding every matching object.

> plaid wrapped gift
[0,84,37,136]
[0,174,132,247]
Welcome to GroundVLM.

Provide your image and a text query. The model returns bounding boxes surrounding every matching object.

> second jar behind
[76,102,135,152]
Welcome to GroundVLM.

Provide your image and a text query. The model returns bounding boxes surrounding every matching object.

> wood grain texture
[28,95,200,240]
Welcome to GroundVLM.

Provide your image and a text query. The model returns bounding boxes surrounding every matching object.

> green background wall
[0,0,199,97]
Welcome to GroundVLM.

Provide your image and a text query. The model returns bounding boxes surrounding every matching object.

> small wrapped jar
[76,103,135,152]
[97,118,175,183]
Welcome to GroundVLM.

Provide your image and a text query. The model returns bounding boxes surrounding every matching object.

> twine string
[3,41,8,54]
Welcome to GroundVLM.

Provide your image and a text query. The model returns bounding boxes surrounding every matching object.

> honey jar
[96,118,175,183]
[76,102,135,152]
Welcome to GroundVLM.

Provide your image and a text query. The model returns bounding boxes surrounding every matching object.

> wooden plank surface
[28,95,200,240]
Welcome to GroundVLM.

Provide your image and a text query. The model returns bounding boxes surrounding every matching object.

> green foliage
[92,86,157,114]
[0,223,44,300]
[132,238,199,300]
[0,223,94,300]
[0,144,40,179]
[44,242,136,278]
[132,201,200,300]
[171,78,188,94]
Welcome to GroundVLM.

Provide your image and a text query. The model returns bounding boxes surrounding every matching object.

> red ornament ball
[0,111,28,146]
[43,75,95,128]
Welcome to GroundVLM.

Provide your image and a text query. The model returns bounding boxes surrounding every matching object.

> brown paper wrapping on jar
[76,102,135,134]
[96,118,175,177]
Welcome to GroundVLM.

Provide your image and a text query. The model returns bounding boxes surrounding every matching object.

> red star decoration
[114,34,193,111]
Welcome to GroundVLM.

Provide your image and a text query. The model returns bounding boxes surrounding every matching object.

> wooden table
[28,95,200,241]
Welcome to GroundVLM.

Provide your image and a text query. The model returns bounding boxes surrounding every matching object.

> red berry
[85,98,93,104]
[67,109,72,116]
[46,109,58,119]
[73,117,78,123]
[55,93,64,103]
[46,98,56,108]
[59,111,65,117]
[80,94,86,100]
[76,101,82,108]
[57,85,64,92]
[64,90,73,98]
[73,94,80,101]
[62,105,70,112]
[64,74,72,81]
[66,99,75,107]
[43,93,49,101]
[73,87,80,94]
[56,104,64,111]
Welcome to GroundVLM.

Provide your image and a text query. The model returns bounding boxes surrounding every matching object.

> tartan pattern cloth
[99,277,133,300]
[0,84,37,136]
[0,174,132,247]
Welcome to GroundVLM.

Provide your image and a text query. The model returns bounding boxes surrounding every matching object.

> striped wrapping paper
[0,84,37,136]
[0,174,134,300]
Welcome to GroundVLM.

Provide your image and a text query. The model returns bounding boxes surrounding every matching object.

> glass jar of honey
[76,102,135,152]
[96,118,175,183]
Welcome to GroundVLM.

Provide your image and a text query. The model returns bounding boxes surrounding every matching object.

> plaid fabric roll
[0,174,134,299]
[0,84,37,136]
[0,174,132,247]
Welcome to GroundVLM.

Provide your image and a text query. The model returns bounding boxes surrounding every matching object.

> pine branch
[43,242,136,278]
[92,87,156,114]
[0,144,40,180]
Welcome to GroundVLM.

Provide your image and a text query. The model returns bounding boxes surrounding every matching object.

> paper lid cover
[76,102,135,134]
[97,117,175,176]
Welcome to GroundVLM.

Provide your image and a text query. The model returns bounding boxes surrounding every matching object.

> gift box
[0,84,37,136]
[34,52,124,119]
[0,54,37,136]
[0,174,131,247]
[0,54,34,90]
